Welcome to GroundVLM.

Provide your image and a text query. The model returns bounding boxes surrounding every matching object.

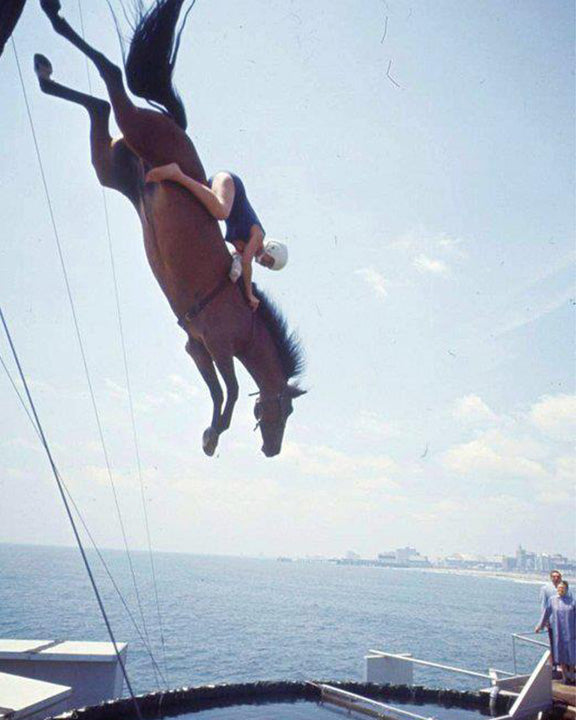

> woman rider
[145,164,288,311]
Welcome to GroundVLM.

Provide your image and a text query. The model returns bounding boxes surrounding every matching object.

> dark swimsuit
[209,172,265,248]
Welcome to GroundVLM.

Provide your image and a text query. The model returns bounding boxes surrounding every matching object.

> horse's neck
[240,324,287,395]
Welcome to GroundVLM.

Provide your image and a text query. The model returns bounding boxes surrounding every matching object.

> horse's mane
[252,285,304,382]
[124,0,194,130]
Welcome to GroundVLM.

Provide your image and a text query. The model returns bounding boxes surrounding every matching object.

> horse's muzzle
[262,444,281,458]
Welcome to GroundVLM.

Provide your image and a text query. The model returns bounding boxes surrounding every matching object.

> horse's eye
[254,402,263,420]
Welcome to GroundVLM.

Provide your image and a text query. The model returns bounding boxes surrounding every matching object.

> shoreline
[417,566,547,585]
[326,560,550,585]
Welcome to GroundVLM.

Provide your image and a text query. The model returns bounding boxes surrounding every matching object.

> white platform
[0,671,71,720]
[0,639,127,712]
[0,640,126,663]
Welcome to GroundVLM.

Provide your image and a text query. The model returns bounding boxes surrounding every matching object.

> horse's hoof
[40,0,61,17]
[34,54,53,80]
[202,428,219,457]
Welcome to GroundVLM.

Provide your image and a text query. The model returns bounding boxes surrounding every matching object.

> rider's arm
[242,230,264,310]
[146,164,234,220]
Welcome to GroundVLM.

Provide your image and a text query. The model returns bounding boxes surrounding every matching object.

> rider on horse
[145,164,288,311]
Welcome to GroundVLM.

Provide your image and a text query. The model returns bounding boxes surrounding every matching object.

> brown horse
[0,0,27,57]
[36,0,305,457]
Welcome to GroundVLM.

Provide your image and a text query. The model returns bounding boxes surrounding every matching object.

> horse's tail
[124,0,195,130]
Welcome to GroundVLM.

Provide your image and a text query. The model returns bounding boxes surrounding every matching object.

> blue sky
[0,0,574,559]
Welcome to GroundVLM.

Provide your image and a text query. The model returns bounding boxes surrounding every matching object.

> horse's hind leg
[185,338,224,457]
[41,1,127,110]
[40,1,200,173]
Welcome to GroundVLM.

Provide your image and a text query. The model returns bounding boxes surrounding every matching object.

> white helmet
[263,239,288,271]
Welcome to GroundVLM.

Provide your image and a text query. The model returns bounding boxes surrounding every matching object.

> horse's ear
[288,384,307,399]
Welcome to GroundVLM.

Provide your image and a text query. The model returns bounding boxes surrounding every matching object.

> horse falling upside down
[36,0,305,457]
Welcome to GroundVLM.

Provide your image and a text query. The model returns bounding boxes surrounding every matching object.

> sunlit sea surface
[0,544,544,696]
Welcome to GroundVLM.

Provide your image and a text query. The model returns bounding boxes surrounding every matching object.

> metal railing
[511,633,548,675]
[370,629,550,685]
[368,649,492,681]
[314,683,435,720]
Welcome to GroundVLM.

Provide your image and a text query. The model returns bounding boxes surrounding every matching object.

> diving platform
[364,641,574,720]
[0,638,127,716]
[0,671,71,720]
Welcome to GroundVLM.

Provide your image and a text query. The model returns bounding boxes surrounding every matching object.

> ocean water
[0,544,545,696]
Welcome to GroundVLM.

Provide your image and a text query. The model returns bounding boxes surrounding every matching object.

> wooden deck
[553,680,576,719]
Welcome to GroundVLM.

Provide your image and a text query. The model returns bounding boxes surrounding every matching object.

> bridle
[252,388,292,431]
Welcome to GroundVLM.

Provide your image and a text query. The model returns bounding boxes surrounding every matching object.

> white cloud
[354,411,402,438]
[535,456,576,506]
[492,252,574,337]
[453,395,498,425]
[393,228,468,257]
[414,254,449,275]
[530,394,576,442]
[442,393,575,502]
[436,234,466,254]
[495,287,573,336]
[282,441,397,480]
[442,436,547,480]
[409,498,465,523]
[390,228,468,278]
[554,455,576,482]
[536,489,573,506]
[107,374,203,413]
[83,464,141,491]
[355,267,388,299]
[2,436,42,452]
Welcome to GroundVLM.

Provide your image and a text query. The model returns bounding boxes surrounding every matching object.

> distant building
[536,554,553,573]
[377,547,431,568]
[502,556,516,572]
[440,553,501,570]
[501,549,575,575]
[336,545,575,575]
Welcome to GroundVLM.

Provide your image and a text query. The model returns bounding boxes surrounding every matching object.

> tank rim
[48,679,517,720]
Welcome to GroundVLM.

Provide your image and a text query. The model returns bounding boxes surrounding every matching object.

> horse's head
[254,385,306,457]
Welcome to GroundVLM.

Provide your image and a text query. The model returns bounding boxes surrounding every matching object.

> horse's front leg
[213,355,239,434]
[185,338,223,457]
